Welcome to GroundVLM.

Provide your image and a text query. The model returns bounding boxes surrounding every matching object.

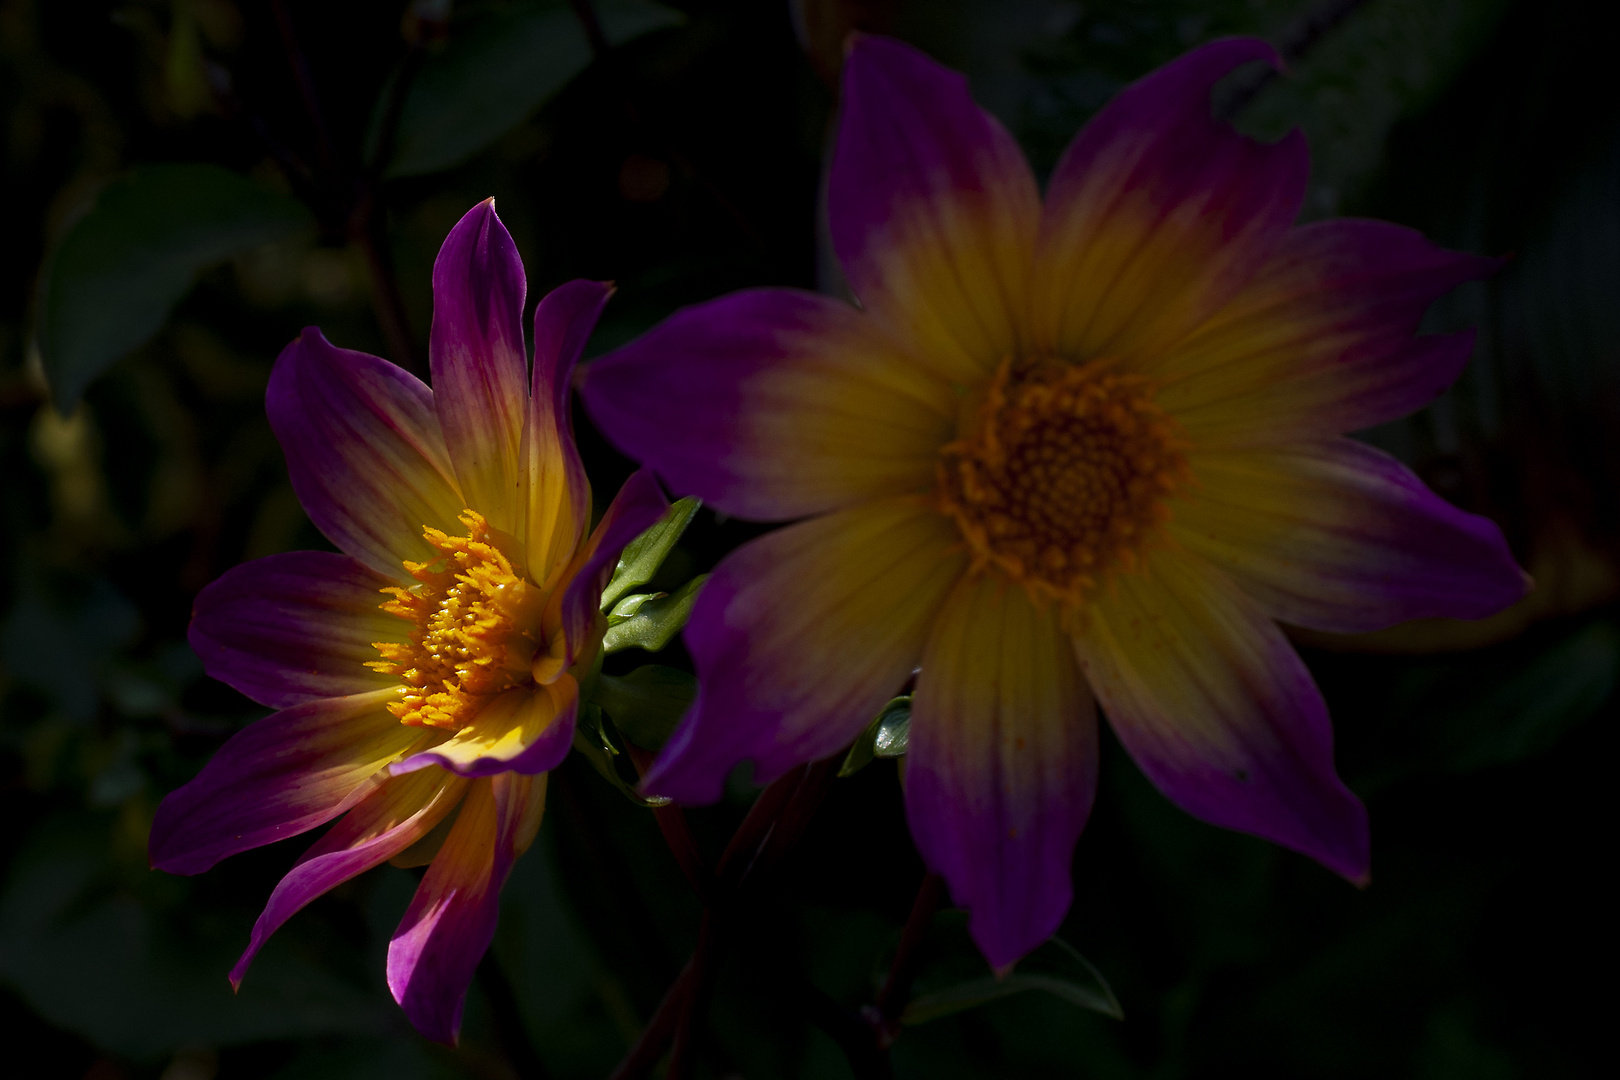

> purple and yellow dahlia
[149,201,665,1040]
[580,37,1528,968]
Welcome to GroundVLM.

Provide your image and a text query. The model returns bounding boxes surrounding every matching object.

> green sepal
[571,702,672,808]
[601,496,701,610]
[602,575,707,655]
[901,936,1122,1025]
[606,591,657,626]
[594,665,697,752]
[839,696,912,777]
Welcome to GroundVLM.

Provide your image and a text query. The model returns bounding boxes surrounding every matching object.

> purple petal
[907,572,1099,971]
[580,289,953,521]
[430,200,529,534]
[267,327,466,579]
[1159,219,1505,444]
[149,689,429,876]
[187,551,402,709]
[1033,38,1307,362]
[230,769,468,988]
[830,35,1041,384]
[527,279,611,586]
[556,468,667,662]
[391,679,578,778]
[388,772,545,1044]
[1172,438,1528,632]
[1073,547,1369,882]
[641,497,965,804]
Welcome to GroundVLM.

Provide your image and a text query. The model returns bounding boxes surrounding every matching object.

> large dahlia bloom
[149,201,665,1040]
[580,37,1527,968]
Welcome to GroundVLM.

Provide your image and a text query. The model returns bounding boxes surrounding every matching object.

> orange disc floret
[367,510,545,730]
[936,356,1190,606]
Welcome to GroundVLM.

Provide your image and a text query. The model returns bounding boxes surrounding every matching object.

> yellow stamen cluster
[368,510,544,730]
[936,357,1189,605]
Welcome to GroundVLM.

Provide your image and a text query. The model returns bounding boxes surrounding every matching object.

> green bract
[603,576,707,655]
[602,496,701,608]
[594,665,697,753]
[839,696,913,777]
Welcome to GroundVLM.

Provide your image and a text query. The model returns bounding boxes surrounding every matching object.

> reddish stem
[627,744,711,900]
[867,873,947,1046]
[609,757,842,1078]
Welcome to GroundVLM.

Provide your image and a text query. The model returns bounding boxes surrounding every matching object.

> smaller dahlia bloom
[580,37,1529,968]
[149,201,665,1041]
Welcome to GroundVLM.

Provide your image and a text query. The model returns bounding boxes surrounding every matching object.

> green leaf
[902,937,1122,1025]
[1,573,141,722]
[602,574,706,655]
[602,496,701,609]
[839,696,912,777]
[1436,620,1620,773]
[571,703,672,807]
[594,664,696,751]
[385,0,684,178]
[37,164,313,410]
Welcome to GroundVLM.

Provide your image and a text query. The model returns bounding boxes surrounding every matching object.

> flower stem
[611,757,841,1078]
[867,872,947,1047]
[627,745,711,900]
[268,0,337,179]
[568,0,611,57]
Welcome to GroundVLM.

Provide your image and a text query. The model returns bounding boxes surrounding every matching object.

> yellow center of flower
[368,510,549,730]
[936,357,1189,605]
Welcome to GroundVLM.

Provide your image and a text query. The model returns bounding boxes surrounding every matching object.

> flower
[578,37,1529,969]
[148,200,666,1041]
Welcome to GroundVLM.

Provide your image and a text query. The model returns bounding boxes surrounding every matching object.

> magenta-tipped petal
[641,498,965,804]
[527,279,612,585]
[388,772,544,1044]
[149,689,427,876]
[830,35,1040,384]
[187,551,402,709]
[1173,438,1529,633]
[267,328,465,579]
[1161,219,1506,443]
[429,200,529,535]
[580,288,952,521]
[907,573,1099,970]
[1075,548,1369,882]
[230,770,467,988]
[557,468,667,662]
[1034,37,1307,362]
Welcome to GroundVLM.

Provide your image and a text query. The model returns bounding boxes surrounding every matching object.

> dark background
[0,1,1613,1077]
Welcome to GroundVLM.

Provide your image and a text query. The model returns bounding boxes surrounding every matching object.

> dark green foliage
[0,0,1611,1077]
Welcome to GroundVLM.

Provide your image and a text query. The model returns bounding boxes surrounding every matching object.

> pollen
[368,510,546,730]
[936,356,1189,606]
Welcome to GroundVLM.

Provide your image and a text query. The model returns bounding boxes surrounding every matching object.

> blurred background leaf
[381,0,685,177]
[37,164,313,411]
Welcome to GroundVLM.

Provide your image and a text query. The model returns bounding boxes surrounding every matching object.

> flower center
[936,357,1189,605]
[368,510,547,730]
